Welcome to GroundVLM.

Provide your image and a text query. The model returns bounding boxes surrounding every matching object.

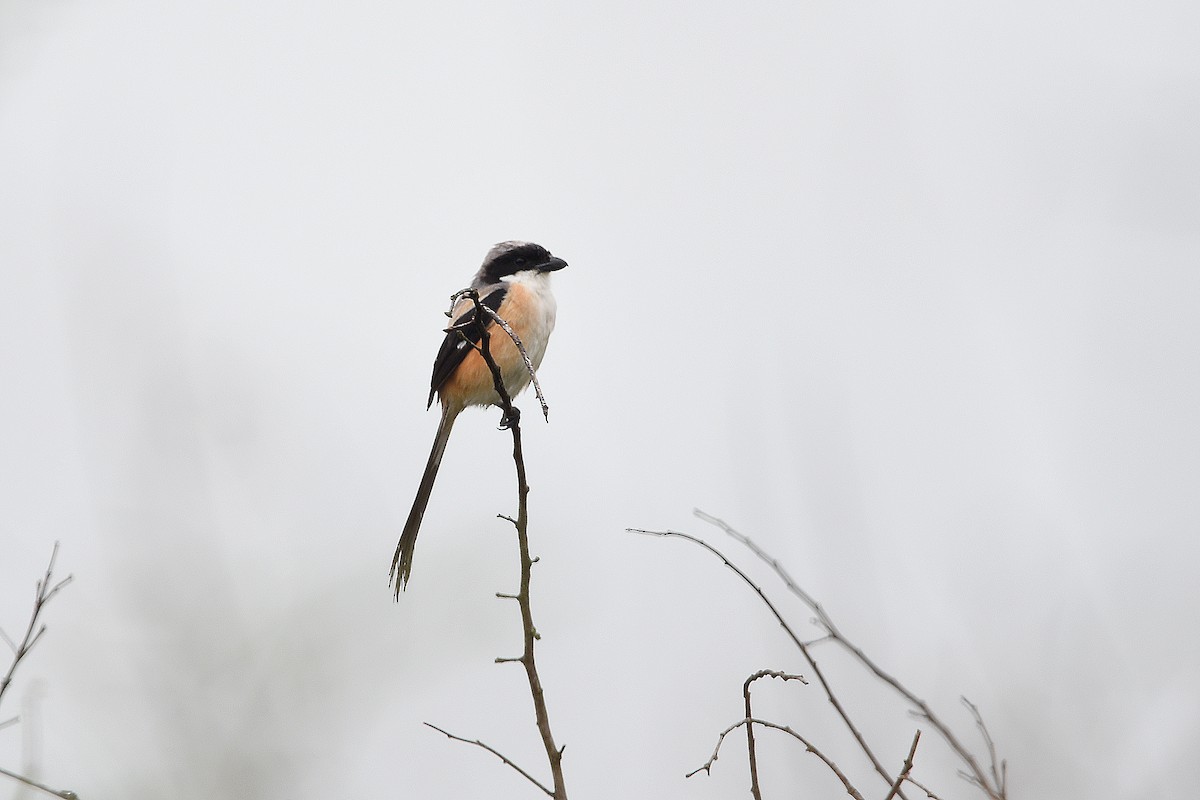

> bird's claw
[499,406,520,430]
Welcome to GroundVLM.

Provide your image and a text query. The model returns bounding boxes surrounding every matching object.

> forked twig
[628,527,906,797]
[693,510,1007,800]
[0,544,78,799]
[0,543,73,708]
[963,697,1007,797]
[884,731,922,800]
[689,716,865,800]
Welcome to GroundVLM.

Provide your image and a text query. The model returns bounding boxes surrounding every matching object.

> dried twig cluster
[632,511,1009,800]
[0,543,79,799]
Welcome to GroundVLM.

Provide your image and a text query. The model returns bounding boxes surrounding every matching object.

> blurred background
[2,1,1198,797]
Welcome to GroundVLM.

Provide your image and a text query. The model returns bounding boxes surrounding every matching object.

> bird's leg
[499,405,521,430]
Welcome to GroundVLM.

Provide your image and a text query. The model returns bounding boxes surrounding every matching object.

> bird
[390,240,567,594]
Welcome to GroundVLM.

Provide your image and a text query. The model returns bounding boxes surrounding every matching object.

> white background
[2,1,1198,798]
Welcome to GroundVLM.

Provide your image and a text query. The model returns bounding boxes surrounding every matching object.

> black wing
[426,285,507,408]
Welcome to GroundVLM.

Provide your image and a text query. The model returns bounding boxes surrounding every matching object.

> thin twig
[0,765,78,799]
[0,543,73,708]
[465,293,567,799]
[689,716,865,800]
[695,510,1006,800]
[884,731,922,800]
[424,723,553,797]
[963,696,1006,797]
[693,510,821,608]
[448,289,551,421]
[628,527,904,796]
[0,544,77,798]
[742,670,807,800]
[905,775,947,800]
[475,301,550,423]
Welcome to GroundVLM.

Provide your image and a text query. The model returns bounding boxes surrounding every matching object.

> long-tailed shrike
[390,240,567,593]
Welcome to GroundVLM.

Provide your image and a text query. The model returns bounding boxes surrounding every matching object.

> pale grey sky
[2,2,1199,798]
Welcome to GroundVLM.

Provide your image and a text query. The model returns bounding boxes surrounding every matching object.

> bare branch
[905,775,948,800]
[0,545,78,798]
[694,510,1007,800]
[693,509,824,613]
[462,292,568,799]
[0,765,78,799]
[0,543,73,709]
[42,577,74,606]
[25,625,47,653]
[689,716,865,800]
[628,527,904,796]
[742,670,807,800]
[424,723,553,797]
[963,697,1006,796]
[883,731,922,800]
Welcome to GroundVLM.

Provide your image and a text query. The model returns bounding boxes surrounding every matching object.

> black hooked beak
[537,256,568,272]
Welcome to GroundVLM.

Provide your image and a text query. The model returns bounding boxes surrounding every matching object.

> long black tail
[391,405,457,596]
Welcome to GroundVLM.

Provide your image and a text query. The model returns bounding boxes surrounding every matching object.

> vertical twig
[883,731,922,800]
[744,678,762,800]
[742,670,807,800]
[468,291,568,799]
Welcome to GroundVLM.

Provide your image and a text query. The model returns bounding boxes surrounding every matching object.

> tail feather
[391,405,457,596]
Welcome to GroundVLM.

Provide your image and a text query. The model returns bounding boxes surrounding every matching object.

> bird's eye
[514,257,527,267]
